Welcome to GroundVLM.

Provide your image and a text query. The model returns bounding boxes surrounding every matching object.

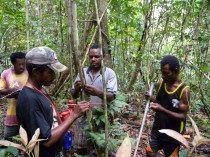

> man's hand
[84,84,102,96]
[74,81,82,92]
[150,102,164,112]
[145,91,152,101]
[71,101,90,119]
[145,91,156,102]
[0,86,19,96]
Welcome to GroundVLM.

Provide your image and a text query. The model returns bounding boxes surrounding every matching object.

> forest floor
[0,99,210,157]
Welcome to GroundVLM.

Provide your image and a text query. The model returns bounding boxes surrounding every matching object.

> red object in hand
[60,100,75,122]
[60,110,70,122]
[68,100,75,110]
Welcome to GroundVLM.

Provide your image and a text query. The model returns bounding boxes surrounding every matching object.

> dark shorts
[146,132,180,157]
[4,125,19,138]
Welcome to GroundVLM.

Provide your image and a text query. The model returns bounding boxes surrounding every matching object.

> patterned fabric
[72,115,88,149]
[0,67,28,126]
[26,46,67,72]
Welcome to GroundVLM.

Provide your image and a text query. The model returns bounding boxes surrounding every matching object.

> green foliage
[178,149,188,157]
[109,91,129,114]
[74,154,83,157]
[0,147,20,157]
[89,132,105,148]
[91,92,129,127]
[88,123,131,153]
[88,92,130,152]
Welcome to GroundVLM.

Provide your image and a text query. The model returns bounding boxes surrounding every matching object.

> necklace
[26,82,62,124]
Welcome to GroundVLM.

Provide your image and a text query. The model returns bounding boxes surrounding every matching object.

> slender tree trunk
[182,0,204,70]
[127,0,153,92]
[94,1,109,156]
[37,0,43,45]
[25,0,30,51]
[81,0,112,67]
[51,0,75,96]
[65,0,73,86]
[79,0,94,53]
[59,0,64,55]
[71,0,93,132]
[95,0,111,66]
[149,6,165,54]
[157,16,170,53]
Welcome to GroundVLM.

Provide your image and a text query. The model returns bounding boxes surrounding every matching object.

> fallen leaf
[116,135,131,157]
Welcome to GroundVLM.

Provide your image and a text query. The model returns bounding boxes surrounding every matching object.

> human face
[161,64,178,84]
[89,48,102,70]
[14,58,26,74]
[40,67,56,86]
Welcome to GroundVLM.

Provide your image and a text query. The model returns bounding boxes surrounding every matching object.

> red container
[68,100,75,110]
[60,110,70,122]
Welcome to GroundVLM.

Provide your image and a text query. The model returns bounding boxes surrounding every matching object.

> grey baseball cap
[26,46,67,72]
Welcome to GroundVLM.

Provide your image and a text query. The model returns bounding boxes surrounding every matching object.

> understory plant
[88,92,130,154]
[0,126,45,157]
[159,115,210,157]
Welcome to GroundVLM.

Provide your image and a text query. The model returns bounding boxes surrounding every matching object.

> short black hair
[160,55,180,72]
[90,44,105,57]
[10,52,26,65]
[26,63,49,75]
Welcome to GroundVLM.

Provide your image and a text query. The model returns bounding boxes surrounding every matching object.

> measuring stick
[133,82,154,157]
[69,103,103,107]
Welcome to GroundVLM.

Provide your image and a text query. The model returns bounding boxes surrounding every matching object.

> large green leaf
[0,149,6,156]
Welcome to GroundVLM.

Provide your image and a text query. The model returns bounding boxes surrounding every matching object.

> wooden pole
[133,82,154,157]
[94,0,108,156]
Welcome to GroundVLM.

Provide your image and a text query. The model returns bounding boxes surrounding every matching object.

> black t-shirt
[152,81,188,144]
[16,86,62,157]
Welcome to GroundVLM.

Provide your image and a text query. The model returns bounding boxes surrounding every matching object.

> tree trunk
[37,0,43,46]
[25,0,30,51]
[59,0,64,55]
[127,0,153,92]
[65,0,73,86]
[79,0,94,53]
[94,1,109,156]
[95,0,111,67]
[71,0,92,132]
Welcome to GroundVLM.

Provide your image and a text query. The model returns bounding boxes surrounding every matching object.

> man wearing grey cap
[16,46,90,157]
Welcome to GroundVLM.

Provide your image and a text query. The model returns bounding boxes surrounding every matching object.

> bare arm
[0,78,20,96]
[150,87,190,121]
[43,101,89,147]
[0,87,19,96]
[84,84,115,102]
